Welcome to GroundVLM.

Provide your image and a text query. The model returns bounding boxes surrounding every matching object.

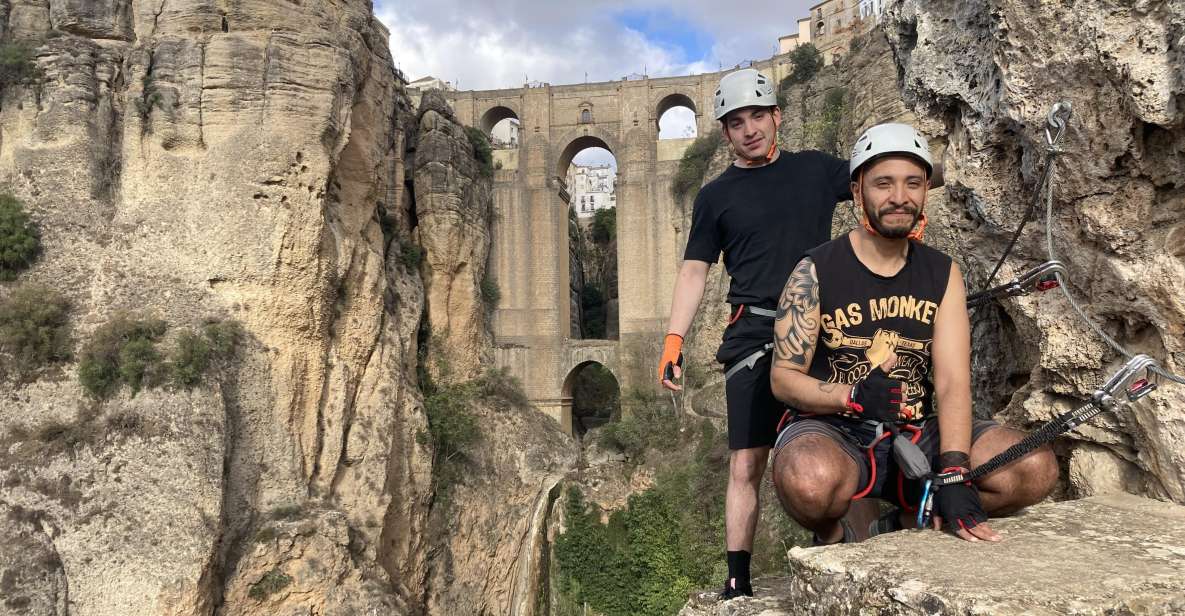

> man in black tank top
[767,124,1058,545]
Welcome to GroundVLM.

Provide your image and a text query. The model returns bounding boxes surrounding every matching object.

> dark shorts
[719,312,784,450]
[724,352,785,450]
[772,416,1000,508]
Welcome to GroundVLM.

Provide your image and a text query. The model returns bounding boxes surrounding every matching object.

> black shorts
[724,352,785,450]
[772,416,1000,509]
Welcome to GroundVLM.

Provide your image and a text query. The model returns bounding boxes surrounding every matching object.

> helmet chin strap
[855,169,928,241]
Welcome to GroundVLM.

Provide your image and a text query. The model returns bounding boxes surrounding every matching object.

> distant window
[581,109,592,123]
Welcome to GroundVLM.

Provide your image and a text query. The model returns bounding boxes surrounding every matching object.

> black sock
[726,550,751,588]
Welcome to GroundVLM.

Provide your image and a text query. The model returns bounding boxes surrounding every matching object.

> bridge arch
[479,104,520,134]
[554,129,622,178]
[561,354,621,437]
[655,92,698,127]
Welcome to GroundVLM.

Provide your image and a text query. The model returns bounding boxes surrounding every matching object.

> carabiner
[917,479,934,529]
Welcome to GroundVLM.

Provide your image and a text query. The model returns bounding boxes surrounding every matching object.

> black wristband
[937,450,971,471]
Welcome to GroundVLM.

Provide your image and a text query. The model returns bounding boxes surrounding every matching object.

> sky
[374,0,816,168]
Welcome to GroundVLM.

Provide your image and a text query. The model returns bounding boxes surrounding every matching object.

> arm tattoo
[774,259,819,368]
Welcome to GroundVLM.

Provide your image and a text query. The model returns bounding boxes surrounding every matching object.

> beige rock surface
[0,0,434,613]
[414,90,495,383]
[681,495,1185,616]
[424,398,575,616]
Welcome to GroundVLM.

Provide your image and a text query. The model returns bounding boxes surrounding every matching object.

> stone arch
[479,104,520,134]
[561,359,621,436]
[553,129,622,178]
[655,92,699,130]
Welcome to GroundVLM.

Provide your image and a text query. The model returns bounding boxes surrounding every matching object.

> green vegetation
[580,285,607,340]
[591,207,616,245]
[0,193,41,281]
[0,43,42,92]
[78,316,167,399]
[804,87,848,156]
[480,275,500,311]
[78,316,240,399]
[596,389,678,462]
[0,284,71,377]
[135,68,162,123]
[400,242,423,268]
[247,568,292,600]
[464,125,494,177]
[781,43,823,89]
[557,418,812,615]
[168,320,243,388]
[419,367,529,502]
[670,132,723,203]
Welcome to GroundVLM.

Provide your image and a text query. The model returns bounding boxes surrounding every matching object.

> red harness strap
[728,304,745,325]
[850,423,924,505]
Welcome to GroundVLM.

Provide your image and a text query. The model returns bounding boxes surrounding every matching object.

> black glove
[845,366,905,423]
[933,478,988,533]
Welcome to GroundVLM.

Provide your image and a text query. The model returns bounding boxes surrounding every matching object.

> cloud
[376,0,818,91]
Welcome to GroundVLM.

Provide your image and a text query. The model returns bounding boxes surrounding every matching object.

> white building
[490,118,520,148]
[567,164,616,218]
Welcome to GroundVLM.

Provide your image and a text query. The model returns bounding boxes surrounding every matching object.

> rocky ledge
[681,494,1185,615]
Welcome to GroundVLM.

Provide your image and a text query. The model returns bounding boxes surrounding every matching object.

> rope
[979,147,1061,290]
[1041,140,1185,385]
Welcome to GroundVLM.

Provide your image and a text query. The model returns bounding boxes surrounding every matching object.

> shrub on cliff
[78,316,167,399]
[0,193,41,280]
[0,283,71,376]
[464,125,494,177]
[597,389,678,462]
[0,43,42,92]
[780,43,823,89]
[480,275,500,311]
[591,207,616,245]
[670,132,723,203]
[804,87,848,156]
[169,320,243,388]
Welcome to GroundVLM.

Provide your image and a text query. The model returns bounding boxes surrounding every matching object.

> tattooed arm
[770,258,853,413]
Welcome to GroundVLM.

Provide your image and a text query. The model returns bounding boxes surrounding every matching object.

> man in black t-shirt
[657,68,852,600]
[768,123,1058,545]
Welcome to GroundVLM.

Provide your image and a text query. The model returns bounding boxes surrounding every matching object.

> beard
[865,203,920,239]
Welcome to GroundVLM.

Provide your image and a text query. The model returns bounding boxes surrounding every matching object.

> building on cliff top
[780,0,887,66]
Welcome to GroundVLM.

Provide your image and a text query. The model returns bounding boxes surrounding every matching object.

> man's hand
[931,479,1000,543]
[845,356,907,422]
[659,333,684,391]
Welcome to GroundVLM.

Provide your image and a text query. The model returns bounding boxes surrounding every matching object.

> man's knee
[773,436,856,517]
[973,428,1058,513]
[729,447,769,485]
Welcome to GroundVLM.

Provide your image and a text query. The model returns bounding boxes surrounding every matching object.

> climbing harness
[723,305,778,382]
[724,342,774,381]
[965,260,1065,309]
[918,354,1161,528]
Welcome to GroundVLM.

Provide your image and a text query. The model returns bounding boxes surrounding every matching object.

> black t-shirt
[684,150,852,308]
[804,234,953,423]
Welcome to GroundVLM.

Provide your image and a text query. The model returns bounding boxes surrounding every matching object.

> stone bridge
[447,58,797,434]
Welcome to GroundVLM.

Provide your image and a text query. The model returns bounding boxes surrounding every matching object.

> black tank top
[803,234,952,423]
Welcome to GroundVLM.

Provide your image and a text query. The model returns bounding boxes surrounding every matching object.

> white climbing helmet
[713,68,777,120]
[849,123,933,179]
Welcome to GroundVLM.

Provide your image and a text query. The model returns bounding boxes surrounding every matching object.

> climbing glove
[658,333,684,384]
[933,469,988,533]
[844,366,905,423]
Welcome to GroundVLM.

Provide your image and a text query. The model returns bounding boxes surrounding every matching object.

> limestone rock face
[884,0,1185,501]
[0,1,433,614]
[424,399,575,616]
[680,495,1185,616]
[414,90,495,382]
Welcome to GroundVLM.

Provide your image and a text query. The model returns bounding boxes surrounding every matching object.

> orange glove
[658,333,684,386]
